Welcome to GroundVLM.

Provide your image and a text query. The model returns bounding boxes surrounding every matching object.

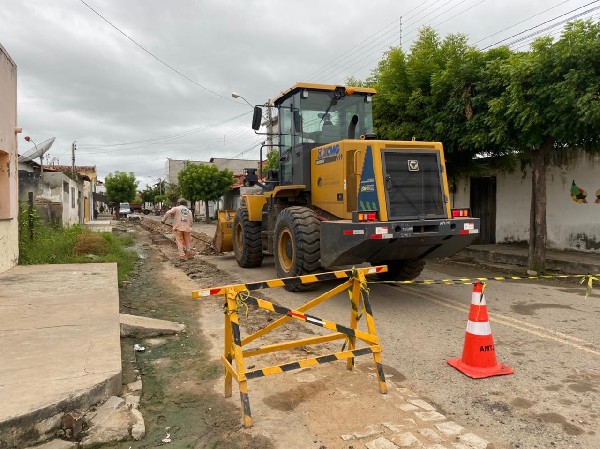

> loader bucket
[214,210,235,252]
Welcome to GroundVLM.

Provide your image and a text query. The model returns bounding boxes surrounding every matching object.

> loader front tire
[233,206,264,268]
[375,259,425,281]
[274,207,321,291]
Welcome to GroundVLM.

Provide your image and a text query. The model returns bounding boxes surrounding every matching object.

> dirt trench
[114,224,274,449]
[114,222,499,449]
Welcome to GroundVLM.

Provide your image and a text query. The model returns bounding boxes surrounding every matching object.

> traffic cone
[447,282,513,379]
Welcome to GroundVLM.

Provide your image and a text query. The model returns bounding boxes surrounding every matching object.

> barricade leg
[225,288,253,427]
[223,305,233,398]
[346,277,361,371]
[357,271,387,394]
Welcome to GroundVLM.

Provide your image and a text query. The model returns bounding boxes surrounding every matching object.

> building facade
[0,43,19,273]
[164,157,258,185]
[18,170,84,227]
[453,150,600,252]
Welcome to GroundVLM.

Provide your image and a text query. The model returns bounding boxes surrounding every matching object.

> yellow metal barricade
[191,266,388,427]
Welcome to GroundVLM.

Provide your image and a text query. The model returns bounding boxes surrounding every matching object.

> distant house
[164,157,259,185]
[452,150,600,252]
[95,180,108,212]
[17,163,97,227]
[164,156,260,219]
[0,43,19,273]
[46,165,97,223]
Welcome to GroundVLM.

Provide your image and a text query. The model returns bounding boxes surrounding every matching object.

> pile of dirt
[139,218,218,255]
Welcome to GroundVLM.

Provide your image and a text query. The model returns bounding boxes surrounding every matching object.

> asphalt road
[200,252,600,449]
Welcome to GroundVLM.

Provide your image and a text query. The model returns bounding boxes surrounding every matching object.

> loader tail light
[452,208,471,217]
[352,210,379,223]
[358,212,377,222]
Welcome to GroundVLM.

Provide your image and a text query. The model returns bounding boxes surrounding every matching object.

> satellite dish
[19,137,56,163]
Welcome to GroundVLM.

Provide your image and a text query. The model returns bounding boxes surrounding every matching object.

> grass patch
[19,207,137,284]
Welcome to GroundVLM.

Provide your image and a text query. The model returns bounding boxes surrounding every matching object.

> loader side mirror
[252,106,263,130]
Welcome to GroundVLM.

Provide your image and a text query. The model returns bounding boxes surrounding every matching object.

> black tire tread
[274,206,321,291]
[233,206,264,268]
[375,259,426,281]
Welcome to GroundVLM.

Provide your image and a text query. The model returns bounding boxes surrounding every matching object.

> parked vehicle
[119,202,131,217]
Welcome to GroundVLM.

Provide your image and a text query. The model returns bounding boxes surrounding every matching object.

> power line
[474,0,574,45]
[303,0,450,81]
[401,0,487,44]
[483,0,600,49]
[78,112,251,150]
[79,0,236,103]
[509,9,599,49]
[340,0,588,84]
[401,0,468,38]
[322,0,486,84]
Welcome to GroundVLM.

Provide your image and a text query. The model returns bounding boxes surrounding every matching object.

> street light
[231,92,254,109]
[24,135,43,173]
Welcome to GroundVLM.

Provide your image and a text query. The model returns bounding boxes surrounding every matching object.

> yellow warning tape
[373,273,599,298]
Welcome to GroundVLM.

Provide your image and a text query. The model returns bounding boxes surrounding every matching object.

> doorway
[470,176,496,244]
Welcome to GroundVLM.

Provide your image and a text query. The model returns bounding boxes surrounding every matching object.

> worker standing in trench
[161,198,194,260]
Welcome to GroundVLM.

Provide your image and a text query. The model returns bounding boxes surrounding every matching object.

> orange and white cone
[447,282,513,379]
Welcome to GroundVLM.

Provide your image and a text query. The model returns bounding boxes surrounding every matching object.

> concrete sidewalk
[456,244,600,275]
[0,263,121,448]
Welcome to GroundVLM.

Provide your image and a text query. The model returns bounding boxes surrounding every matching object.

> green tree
[104,171,138,204]
[140,186,156,205]
[164,183,181,207]
[262,148,279,175]
[178,163,234,223]
[485,21,600,271]
[371,28,513,179]
[154,194,170,209]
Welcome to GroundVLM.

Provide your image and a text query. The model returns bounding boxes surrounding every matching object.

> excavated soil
[112,225,273,449]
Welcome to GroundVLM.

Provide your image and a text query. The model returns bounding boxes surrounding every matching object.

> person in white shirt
[161,198,194,260]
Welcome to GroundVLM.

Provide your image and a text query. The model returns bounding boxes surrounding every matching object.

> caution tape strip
[373,273,599,298]
[192,265,387,297]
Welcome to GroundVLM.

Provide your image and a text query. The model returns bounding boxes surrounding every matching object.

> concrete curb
[0,374,121,448]
[120,314,185,338]
[455,247,600,275]
[0,263,122,448]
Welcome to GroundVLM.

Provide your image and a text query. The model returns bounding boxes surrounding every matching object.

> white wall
[0,44,19,273]
[455,151,600,252]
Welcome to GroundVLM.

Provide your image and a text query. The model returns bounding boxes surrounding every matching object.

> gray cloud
[0,0,588,188]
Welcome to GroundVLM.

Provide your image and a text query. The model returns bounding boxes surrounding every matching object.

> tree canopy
[104,171,138,204]
[367,20,600,271]
[178,163,234,221]
[370,27,514,179]
[484,21,600,270]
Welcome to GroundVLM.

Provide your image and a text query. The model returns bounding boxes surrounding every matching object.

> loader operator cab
[252,83,376,188]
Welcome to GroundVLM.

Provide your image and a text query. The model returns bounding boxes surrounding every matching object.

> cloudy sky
[1,0,596,188]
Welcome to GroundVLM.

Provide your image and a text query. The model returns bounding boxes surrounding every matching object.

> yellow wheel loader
[220,83,480,291]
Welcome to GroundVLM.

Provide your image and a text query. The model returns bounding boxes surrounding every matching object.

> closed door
[470,176,496,244]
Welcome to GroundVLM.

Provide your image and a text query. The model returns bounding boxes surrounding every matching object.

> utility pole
[399,16,402,48]
[71,141,76,178]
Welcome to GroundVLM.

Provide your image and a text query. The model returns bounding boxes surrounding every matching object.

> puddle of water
[511,302,574,316]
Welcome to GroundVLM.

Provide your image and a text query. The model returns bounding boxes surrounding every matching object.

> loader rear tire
[274,207,321,292]
[375,259,425,281]
[233,206,264,268]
